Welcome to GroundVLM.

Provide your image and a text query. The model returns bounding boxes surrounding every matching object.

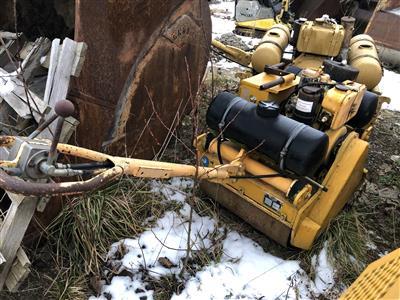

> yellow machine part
[211,39,252,66]
[235,18,277,32]
[291,132,368,249]
[239,71,299,102]
[321,81,367,130]
[340,248,400,300]
[251,24,290,73]
[197,131,368,249]
[348,34,383,90]
[297,20,345,57]
[292,53,327,69]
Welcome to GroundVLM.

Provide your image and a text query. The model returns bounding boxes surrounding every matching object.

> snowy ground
[89,2,400,300]
[90,178,336,300]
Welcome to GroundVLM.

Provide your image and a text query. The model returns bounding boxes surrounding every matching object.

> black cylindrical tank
[206,92,329,176]
[293,86,323,125]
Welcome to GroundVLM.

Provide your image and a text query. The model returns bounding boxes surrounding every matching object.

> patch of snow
[90,180,324,300]
[214,58,242,69]
[311,243,335,294]
[150,178,193,204]
[107,203,216,279]
[173,231,307,300]
[240,35,261,49]
[209,1,236,39]
[89,276,152,300]
[366,241,378,251]
[380,69,400,111]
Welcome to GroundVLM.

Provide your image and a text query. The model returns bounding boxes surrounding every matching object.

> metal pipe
[28,114,58,139]
[207,140,296,195]
[46,117,64,165]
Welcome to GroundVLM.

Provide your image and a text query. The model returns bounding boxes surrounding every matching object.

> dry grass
[43,269,87,300]
[299,207,370,286]
[41,177,182,298]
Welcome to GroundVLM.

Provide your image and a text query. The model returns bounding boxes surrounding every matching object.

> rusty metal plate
[365,0,400,51]
[24,0,211,241]
[71,0,212,158]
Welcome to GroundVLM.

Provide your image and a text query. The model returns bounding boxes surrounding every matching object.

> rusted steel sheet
[71,0,212,159]
[0,0,13,29]
[365,0,400,51]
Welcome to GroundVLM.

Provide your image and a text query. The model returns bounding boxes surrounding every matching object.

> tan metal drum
[348,34,382,90]
[251,24,290,73]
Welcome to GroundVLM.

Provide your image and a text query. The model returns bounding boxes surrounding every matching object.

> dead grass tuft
[300,208,370,286]
[44,177,179,294]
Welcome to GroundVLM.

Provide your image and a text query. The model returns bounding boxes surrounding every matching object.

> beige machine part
[297,20,345,57]
[348,34,383,90]
[251,24,290,73]
[293,53,327,69]
[211,39,252,66]
[321,81,367,130]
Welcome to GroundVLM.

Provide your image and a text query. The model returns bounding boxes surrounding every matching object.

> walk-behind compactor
[205,14,390,249]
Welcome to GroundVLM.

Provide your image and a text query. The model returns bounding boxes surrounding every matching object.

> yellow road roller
[195,60,389,249]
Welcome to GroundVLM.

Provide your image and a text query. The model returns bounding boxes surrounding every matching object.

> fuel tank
[206,92,329,176]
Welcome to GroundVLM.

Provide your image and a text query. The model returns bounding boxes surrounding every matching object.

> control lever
[36,100,80,177]
[46,100,75,166]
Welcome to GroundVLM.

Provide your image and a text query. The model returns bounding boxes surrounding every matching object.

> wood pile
[0,30,86,292]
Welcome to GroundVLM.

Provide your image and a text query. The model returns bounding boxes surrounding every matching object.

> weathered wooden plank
[48,38,77,107]
[5,247,30,292]
[15,248,30,269]
[71,42,88,77]
[0,67,49,122]
[40,38,81,140]
[0,32,19,40]
[43,39,61,105]
[19,37,51,82]
[0,197,38,290]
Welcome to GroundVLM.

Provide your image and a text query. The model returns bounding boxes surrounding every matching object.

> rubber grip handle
[259,73,295,90]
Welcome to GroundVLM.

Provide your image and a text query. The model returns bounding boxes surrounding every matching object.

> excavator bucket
[0,0,211,238]
[71,0,211,158]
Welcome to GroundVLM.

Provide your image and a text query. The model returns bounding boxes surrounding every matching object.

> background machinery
[214,14,384,92]
[234,0,290,36]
